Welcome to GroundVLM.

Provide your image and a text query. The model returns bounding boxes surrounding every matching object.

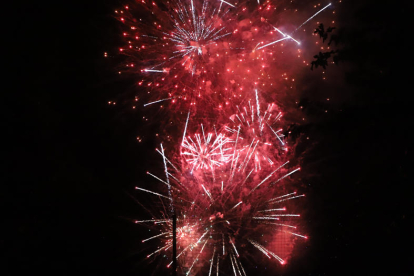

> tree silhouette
[311,24,341,70]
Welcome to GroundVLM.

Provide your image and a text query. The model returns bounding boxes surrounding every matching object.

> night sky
[4,0,411,275]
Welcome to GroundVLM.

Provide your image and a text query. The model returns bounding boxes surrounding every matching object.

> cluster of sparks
[225,89,287,172]
[136,145,305,275]
[181,124,232,173]
[109,0,338,274]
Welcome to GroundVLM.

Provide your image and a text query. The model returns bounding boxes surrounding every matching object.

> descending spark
[202,184,214,202]
[258,208,286,212]
[143,97,175,107]
[249,161,289,194]
[143,69,165,73]
[229,238,239,257]
[248,239,271,259]
[267,122,285,146]
[284,230,308,239]
[182,111,191,144]
[269,194,305,204]
[257,37,289,50]
[265,222,297,229]
[147,243,172,258]
[161,143,174,213]
[230,252,238,276]
[216,254,220,276]
[142,231,169,243]
[208,248,216,276]
[135,219,171,224]
[270,167,301,185]
[220,0,235,8]
[253,216,280,220]
[147,172,171,187]
[294,3,332,33]
[186,239,209,275]
[230,201,243,210]
[135,186,171,199]
[267,192,297,202]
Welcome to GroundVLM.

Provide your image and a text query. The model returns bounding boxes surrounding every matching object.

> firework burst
[181,124,233,173]
[112,0,335,112]
[134,145,305,275]
[223,89,289,174]
[107,0,340,274]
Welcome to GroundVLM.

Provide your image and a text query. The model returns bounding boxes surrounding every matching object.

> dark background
[4,0,411,275]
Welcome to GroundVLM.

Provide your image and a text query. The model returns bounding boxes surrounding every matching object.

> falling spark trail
[187,239,209,275]
[182,111,191,145]
[284,231,308,239]
[294,3,332,33]
[220,0,235,8]
[230,253,238,276]
[202,184,214,202]
[216,254,220,276]
[222,233,225,255]
[144,97,175,107]
[258,208,286,212]
[230,201,243,210]
[135,187,171,199]
[135,219,171,224]
[269,194,305,204]
[230,126,241,181]
[270,168,301,185]
[142,231,169,243]
[147,243,172,258]
[208,248,216,276]
[156,149,182,177]
[143,69,165,73]
[248,239,270,259]
[197,229,210,245]
[161,143,174,213]
[265,222,297,229]
[255,89,260,124]
[253,217,280,220]
[264,214,300,217]
[267,192,297,202]
[267,123,285,145]
[147,172,170,187]
[167,243,193,268]
[230,238,239,257]
[249,161,289,194]
[257,37,289,50]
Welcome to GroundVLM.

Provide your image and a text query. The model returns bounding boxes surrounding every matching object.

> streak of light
[220,0,235,8]
[142,231,169,243]
[270,167,301,185]
[147,243,172,258]
[144,97,175,107]
[269,194,305,204]
[294,3,332,33]
[135,186,171,199]
[257,37,289,50]
[249,161,289,194]
[230,201,243,210]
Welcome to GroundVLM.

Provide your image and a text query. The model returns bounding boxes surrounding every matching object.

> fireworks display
[108,0,338,274]
[135,147,304,275]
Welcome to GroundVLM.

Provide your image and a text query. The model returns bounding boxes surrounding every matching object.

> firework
[224,89,288,174]
[181,124,233,173]
[133,145,305,275]
[107,0,339,274]
[112,0,335,112]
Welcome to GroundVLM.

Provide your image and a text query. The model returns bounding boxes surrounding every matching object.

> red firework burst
[106,0,340,274]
